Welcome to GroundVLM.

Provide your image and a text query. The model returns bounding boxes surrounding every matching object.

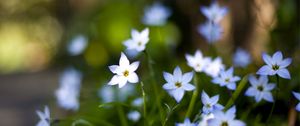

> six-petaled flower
[245,75,275,102]
[212,67,240,90]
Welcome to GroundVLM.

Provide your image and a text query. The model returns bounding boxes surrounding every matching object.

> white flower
[233,48,251,68]
[36,106,50,126]
[245,75,275,102]
[98,85,115,103]
[212,67,240,90]
[123,28,149,52]
[200,1,228,23]
[163,66,195,103]
[208,106,246,126]
[185,50,211,72]
[204,57,224,77]
[67,35,88,56]
[127,111,141,122]
[198,22,223,43]
[108,52,139,88]
[142,3,171,26]
[256,51,292,79]
[55,68,82,111]
[176,118,197,126]
[201,91,224,114]
[198,113,214,126]
[98,84,136,103]
[292,91,300,111]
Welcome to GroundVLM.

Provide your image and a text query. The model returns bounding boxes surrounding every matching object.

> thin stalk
[266,75,279,125]
[117,104,128,126]
[140,82,147,125]
[185,73,199,118]
[163,104,179,126]
[144,50,164,124]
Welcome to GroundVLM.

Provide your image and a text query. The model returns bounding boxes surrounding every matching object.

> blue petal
[279,58,292,68]
[272,51,283,63]
[248,75,258,86]
[173,66,182,80]
[262,53,273,66]
[182,72,194,84]
[163,72,174,83]
[256,65,272,75]
[263,92,274,102]
[245,87,257,96]
[292,91,300,100]
[277,69,291,79]
[296,103,300,112]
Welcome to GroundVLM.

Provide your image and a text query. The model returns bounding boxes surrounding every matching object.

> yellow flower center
[175,82,182,88]
[138,42,142,46]
[272,64,279,70]
[225,78,230,83]
[123,70,129,77]
[221,121,228,126]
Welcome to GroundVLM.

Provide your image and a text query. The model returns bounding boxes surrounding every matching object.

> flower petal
[118,77,128,88]
[173,89,185,103]
[201,91,210,104]
[129,61,140,72]
[272,51,283,63]
[296,103,300,112]
[163,83,176,90]
[277,68,291,79]
[292,91,300,100]
[279,58,292,68]
[262,53,273,66]
[231,120,246,126]
[210,95,219,105]
[109,65,120,74]
[265,83,275,91]
[256,65,272,75]
[182,83,195,91]
[263,92,274,102]
[182,72,194,84]
[108,75,121,85]
[173,66,182,80]
[226,83,236,90]
[245,87,257,96]
[119,52,130,67]
[255,93,263,102]
[127,72,139,83]
[163,72,174,83]
[248,75,258,86]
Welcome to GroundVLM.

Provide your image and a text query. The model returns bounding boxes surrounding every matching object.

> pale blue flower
[67,35,88,56]
[127,111,141,122]
[198,113,214,126]
[200,1,228,23]
[123,28,149,52]
[233,48,251,68]
[55,68,82,111]
[36,106,50,126]
[201,91,224,114]
[163,66,195,103]
[185,50,211,72]
[98,84,136,102]
[245,75,275,102]
[108,52,140,88]
[176,118,197,126]
[292,91,300,111]
[132,97,143,107]
[256,51,292,79]
[212,67,240,90]
[198,22,223,43]
[208,106,246,126]
[204,57,224,77]
[142,3,171,26]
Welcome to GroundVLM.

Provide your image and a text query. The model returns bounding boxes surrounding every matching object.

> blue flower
[256,51,292,79]
[201,91,224,114]
[36,106,50,126]
[198,22,223,43]
[185,50,211,72]
[163,66,195,103]
[233,48,251,68]
[208,106,246,126]
[245,75,275,102]
[212,67,240,90]
[127,111,141,122]
[200,1,228,23]
[292,91,300,111]
[204,57,225,77]
[67,35,88,56]
[142,3,171,26]
[176,118,197,126]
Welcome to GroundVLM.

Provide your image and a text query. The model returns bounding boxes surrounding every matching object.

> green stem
[225,75,248,110]
[144,50,164,124]
[162,104,179,126]
[117,104,128,126]
[140,82,147,125]
[266,75,279,125]
[185,73,199,118]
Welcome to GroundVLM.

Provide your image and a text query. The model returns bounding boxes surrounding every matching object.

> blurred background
[0,0,299,126]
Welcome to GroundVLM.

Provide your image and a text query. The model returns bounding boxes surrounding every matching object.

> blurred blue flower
[201,91,224,114]
[108,52,140,88]
[176,118,197,126]
[185,50,211,72]
[98,84,136,103]
[204,57,224,77]
[292,91,300,111]
[132,97,143,107]
[142,3,171,26]
[36,106,50,126]
[200,1,228,23]
[257,51,292,79]
[67,35,88,56]
[245,75,275,102]
[212,67,240,90]
[127,111,141,122]
[123,28,149,52]
[198,22,223,43]
[208,106,245,126]
[198,113,214,126]
[163,66,195,103]
[55,68,82,111]
[233,48,251,68]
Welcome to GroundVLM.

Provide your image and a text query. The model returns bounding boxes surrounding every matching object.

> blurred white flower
[201,91,224,114]
[163,66,195,102]
[198,113,214,126]
[200,1,228,23]
[142,3,171,26]
[36,106,50,126]
[55,68,82,111]
[98,84,136,102]
[67,35,88,56]
[233,48,251,68]
[204,57,224,77]
[108,52,140,88]
[198,22,223,43]
[208,106,245,126]
[99,85,115,103]
[123,28,149,52]
[185,50,211,72]
[212,67,240,90]
[127,111,141,122]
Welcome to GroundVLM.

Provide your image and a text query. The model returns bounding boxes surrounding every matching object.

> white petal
[163,83,177,90]
[163,72,174,83]
[36,110,45,119]
[245,87,257,96]
[141,28,149,38]
[118,77,128,88]
[129,61,140,72]
[259,75,269,85]
[182,72,194,84]
[248,75,258,86]
[210,95,219,105]
[44,106,50,118]
[123,39,135,49]
[277,69,291,79]
[108,75,121,85]
[265,84,275,91]
[226,83,236,90]
[263,92,274,102]
[182,83,195,91]
[226,67,234,76]
[173,66,182,80]
[119,52,130,67]
[109,65,119,74]
[127,72,139,83]
[131,29,140,40]
[173,89,185,103]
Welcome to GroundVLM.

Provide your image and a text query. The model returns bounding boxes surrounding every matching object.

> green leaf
[72,119,93,126]
[225,75,248,109]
